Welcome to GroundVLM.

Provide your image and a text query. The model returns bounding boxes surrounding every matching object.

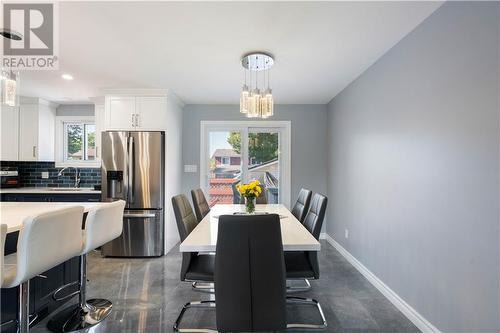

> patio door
[201,121,291,208]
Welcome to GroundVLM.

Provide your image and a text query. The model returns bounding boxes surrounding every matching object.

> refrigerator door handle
[123,213,157,218]
[127,136,135,204]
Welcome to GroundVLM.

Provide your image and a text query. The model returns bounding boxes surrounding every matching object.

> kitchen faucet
[58,167,81,188]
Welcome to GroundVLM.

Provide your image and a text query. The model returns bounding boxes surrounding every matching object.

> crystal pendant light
[240,52,274,118]
[0,68,20,107]
[240,68,249,114]
[240,84,249,114]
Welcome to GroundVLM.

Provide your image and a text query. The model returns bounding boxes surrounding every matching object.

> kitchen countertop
[1,202,110,232]
[0,187,101,194]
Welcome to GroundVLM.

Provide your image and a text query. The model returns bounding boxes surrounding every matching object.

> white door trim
[200,120,291,208]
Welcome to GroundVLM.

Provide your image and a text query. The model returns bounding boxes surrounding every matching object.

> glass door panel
[207,131,242,206]
[247,130,280,204]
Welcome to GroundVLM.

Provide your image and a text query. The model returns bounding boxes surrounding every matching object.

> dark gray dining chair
[172,194,214,293]
[174,214,327,332]
[291,188,313,223]
[191,188,210,222]
[286,193,328,292]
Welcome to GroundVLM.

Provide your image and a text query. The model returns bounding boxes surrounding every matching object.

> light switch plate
[184,164,197,173]
[41,171,49,179]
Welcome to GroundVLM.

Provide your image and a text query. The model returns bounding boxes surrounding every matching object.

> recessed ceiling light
[61,74,74,80]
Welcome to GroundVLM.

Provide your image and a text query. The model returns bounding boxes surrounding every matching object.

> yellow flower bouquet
[236,180,262,213]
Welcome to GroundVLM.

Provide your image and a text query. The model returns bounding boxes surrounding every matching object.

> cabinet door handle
[135,114,140,127]
[131,114,135,127]
[32,146,36,158]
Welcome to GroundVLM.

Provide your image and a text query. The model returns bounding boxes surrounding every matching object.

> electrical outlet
[41,171,49,179]
[345,229,349,239]
[184,165,197,173]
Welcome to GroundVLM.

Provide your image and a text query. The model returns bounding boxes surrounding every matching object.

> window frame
[55,116,100,168]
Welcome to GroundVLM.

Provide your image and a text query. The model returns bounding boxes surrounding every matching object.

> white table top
[179,204,321,252]
[0,202,109,233]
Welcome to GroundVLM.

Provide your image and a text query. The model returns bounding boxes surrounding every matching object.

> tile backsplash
[0,161,101,188]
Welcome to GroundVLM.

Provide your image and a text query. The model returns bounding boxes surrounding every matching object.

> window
[55,116,99,167]
[201,121,291,208]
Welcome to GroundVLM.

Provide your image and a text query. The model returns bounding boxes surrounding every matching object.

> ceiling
[16,1,442,105]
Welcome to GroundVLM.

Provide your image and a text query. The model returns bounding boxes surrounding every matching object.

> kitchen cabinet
[105,95,136,130]
[104,94,167,130]
[135,96,167,130]
[95,103,105,161]
[18,100,56,161]
[0,105,19,161]
[1,192,101,202]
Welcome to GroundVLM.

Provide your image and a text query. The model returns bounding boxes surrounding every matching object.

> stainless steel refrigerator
[100,131,165,257]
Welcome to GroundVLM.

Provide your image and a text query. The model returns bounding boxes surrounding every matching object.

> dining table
[179,204,320,253]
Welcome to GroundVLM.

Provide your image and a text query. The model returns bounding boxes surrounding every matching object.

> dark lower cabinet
[1,192,101,202]
[0,192,97,332]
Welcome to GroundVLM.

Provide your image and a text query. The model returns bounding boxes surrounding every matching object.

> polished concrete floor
[32,240,420,333]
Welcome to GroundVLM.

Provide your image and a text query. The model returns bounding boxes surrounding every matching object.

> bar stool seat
[48,200,125,333]
[1,206,85,333]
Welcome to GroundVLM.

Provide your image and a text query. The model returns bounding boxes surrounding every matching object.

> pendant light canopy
[240,52,274,118]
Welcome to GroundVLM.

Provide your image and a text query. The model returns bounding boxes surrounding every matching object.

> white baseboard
[319,232,441,333]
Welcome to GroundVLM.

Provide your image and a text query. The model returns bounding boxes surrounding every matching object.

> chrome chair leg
[286,278,312,293]
[19,281,29,333]
[191,281,215,293]
[173,300,217,333]
[286,296,327,330]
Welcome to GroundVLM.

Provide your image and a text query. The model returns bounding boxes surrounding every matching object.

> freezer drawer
[101,209,164,257]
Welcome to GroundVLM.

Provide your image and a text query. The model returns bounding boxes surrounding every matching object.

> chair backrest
[172,194,200,281]
[191,188,210,222]
[0,224,7,285]
[82,200,125,254]
[215,214,286,332]
[303,193,328,240]
[171,194,198,242]
[291,188,312,222]
[6,206,84,288]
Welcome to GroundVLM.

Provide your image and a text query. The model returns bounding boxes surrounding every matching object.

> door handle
[131,114,135,127]
[127,136,134,204]
[123,213,156,218]
[32,146,36,158]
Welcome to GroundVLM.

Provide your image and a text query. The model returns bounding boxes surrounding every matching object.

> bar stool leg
[19,281,29,333]
[47,254,113,333]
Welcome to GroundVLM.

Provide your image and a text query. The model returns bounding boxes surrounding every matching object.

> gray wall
[182,104,328,207]
[56,104,94,116]
[326,2,499,332]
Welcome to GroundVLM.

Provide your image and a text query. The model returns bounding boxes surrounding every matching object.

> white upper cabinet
[94,103,105,161]
[105,96,136,130]
[135,96,167,130]
[18,100,56,161]
[104,93,167,131]
[0,105,19,161]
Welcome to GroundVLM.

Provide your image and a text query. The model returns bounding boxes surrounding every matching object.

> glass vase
[245,196,256,214]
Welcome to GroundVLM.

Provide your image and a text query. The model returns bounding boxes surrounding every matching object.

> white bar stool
[47,200,125,333]
[1,207,85,333]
